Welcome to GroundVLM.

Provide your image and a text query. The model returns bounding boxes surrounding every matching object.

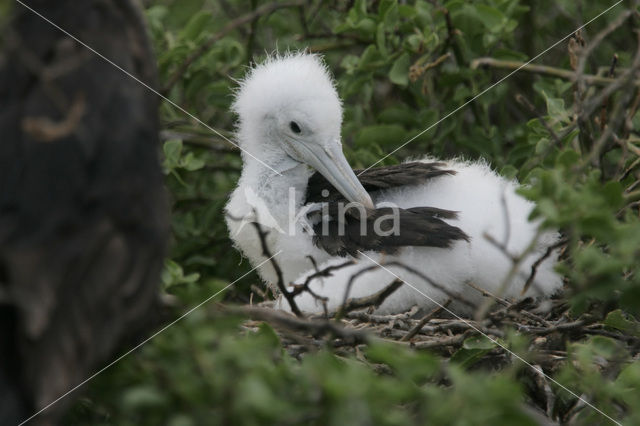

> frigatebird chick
[225,53,562,315]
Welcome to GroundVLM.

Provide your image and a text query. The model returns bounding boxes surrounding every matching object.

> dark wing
[305,162,467,256]
[0,1,167,423]
[306,162,455,203]
[310,204,469,257]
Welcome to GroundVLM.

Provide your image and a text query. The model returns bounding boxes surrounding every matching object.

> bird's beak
[296,139,374,210]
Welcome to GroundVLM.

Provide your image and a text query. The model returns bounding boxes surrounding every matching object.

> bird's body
[226,53,561,315]
[281,157,562,314]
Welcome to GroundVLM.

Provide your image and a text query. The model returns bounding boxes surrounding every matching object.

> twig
[344,260,476,311]
[224,212,302,316]
[336,279,404,317]
[401,299,451,341]
[249,221,302,316]
[465,281,552,327]
[471,57,640,87]
[290,260,354,297]
[476,229,543,320]
[409,52,451,82]
[599,54,619,130]
[522,238,567,295]
[220,304,370,343]
[515,93,562,146]
[465,281,510,307]
[579,31,640,125]
[521,319,588,335]
[531,364,556,419]
[397,329,475,349]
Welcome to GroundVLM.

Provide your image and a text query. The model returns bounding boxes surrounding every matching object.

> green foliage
[55,0,640,424]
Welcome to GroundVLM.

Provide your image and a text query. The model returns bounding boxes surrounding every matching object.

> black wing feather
[310,204,469,257]
[306,162,468,256]
[306,162,455,203]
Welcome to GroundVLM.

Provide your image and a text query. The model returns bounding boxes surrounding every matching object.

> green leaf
[604,309,640,337]
[555,149,580,168]
[256,323,282,347]
[376,23,388,57]
[358,45,382,69]
[378,0,398,29]
[353,0,367,16]
[389,53,410,86]
[451,336,496,368]
[162,259,201,290]
[163,139,183,164]
[542,90,571,124]
[474,5,506,31]
[180,152,206,171]
[180,11,213,41]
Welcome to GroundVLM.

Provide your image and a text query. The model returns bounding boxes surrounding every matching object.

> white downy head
[232,52,373,209]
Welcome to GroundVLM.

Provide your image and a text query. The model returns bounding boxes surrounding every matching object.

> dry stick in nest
[397,329,476,350]
[530,364,556,419]
[220,304,370,344]
[162,0,306,94]
[290,259,354,298]
[248,221,303,317]
[476,228,543,321]
[333,259,477,322]
[401,299,452,341]
[464,281,552,327]
[290,257,359,318]
[335,279,404,319]
[521,238,568,295]
[224,212,303,316]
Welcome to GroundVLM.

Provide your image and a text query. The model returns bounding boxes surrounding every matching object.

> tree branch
[471,57,640,87]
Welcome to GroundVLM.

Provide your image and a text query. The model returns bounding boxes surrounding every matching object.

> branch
[221,304,371,344]
[515,93,562,146]
[224,212,303,316]
[336,279,404,317]
[249,221,303,317]
[401,299,451,341]
[471,57,640,87]
[521,238,567,295]
[290,260,354,297]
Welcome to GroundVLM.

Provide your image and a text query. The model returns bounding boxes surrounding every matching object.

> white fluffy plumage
[280,157,562,315]
[226,52,563,315]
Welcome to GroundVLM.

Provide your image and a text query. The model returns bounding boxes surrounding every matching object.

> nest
[224,289,639,423]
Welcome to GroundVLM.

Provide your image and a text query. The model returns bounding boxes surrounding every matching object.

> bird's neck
[237,157,314,219]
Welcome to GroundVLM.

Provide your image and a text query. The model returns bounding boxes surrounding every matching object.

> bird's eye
[289,121,302,134]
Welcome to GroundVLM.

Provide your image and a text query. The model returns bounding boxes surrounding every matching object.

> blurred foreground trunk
[0,1,168,424]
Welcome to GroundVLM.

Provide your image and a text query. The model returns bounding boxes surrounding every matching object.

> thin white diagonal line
[358,0,624,175]
[18,252,282,426]
[357,250,621,426]
[14,0,282,177]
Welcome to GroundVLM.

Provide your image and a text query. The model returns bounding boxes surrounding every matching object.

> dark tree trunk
[0,1,168,423]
